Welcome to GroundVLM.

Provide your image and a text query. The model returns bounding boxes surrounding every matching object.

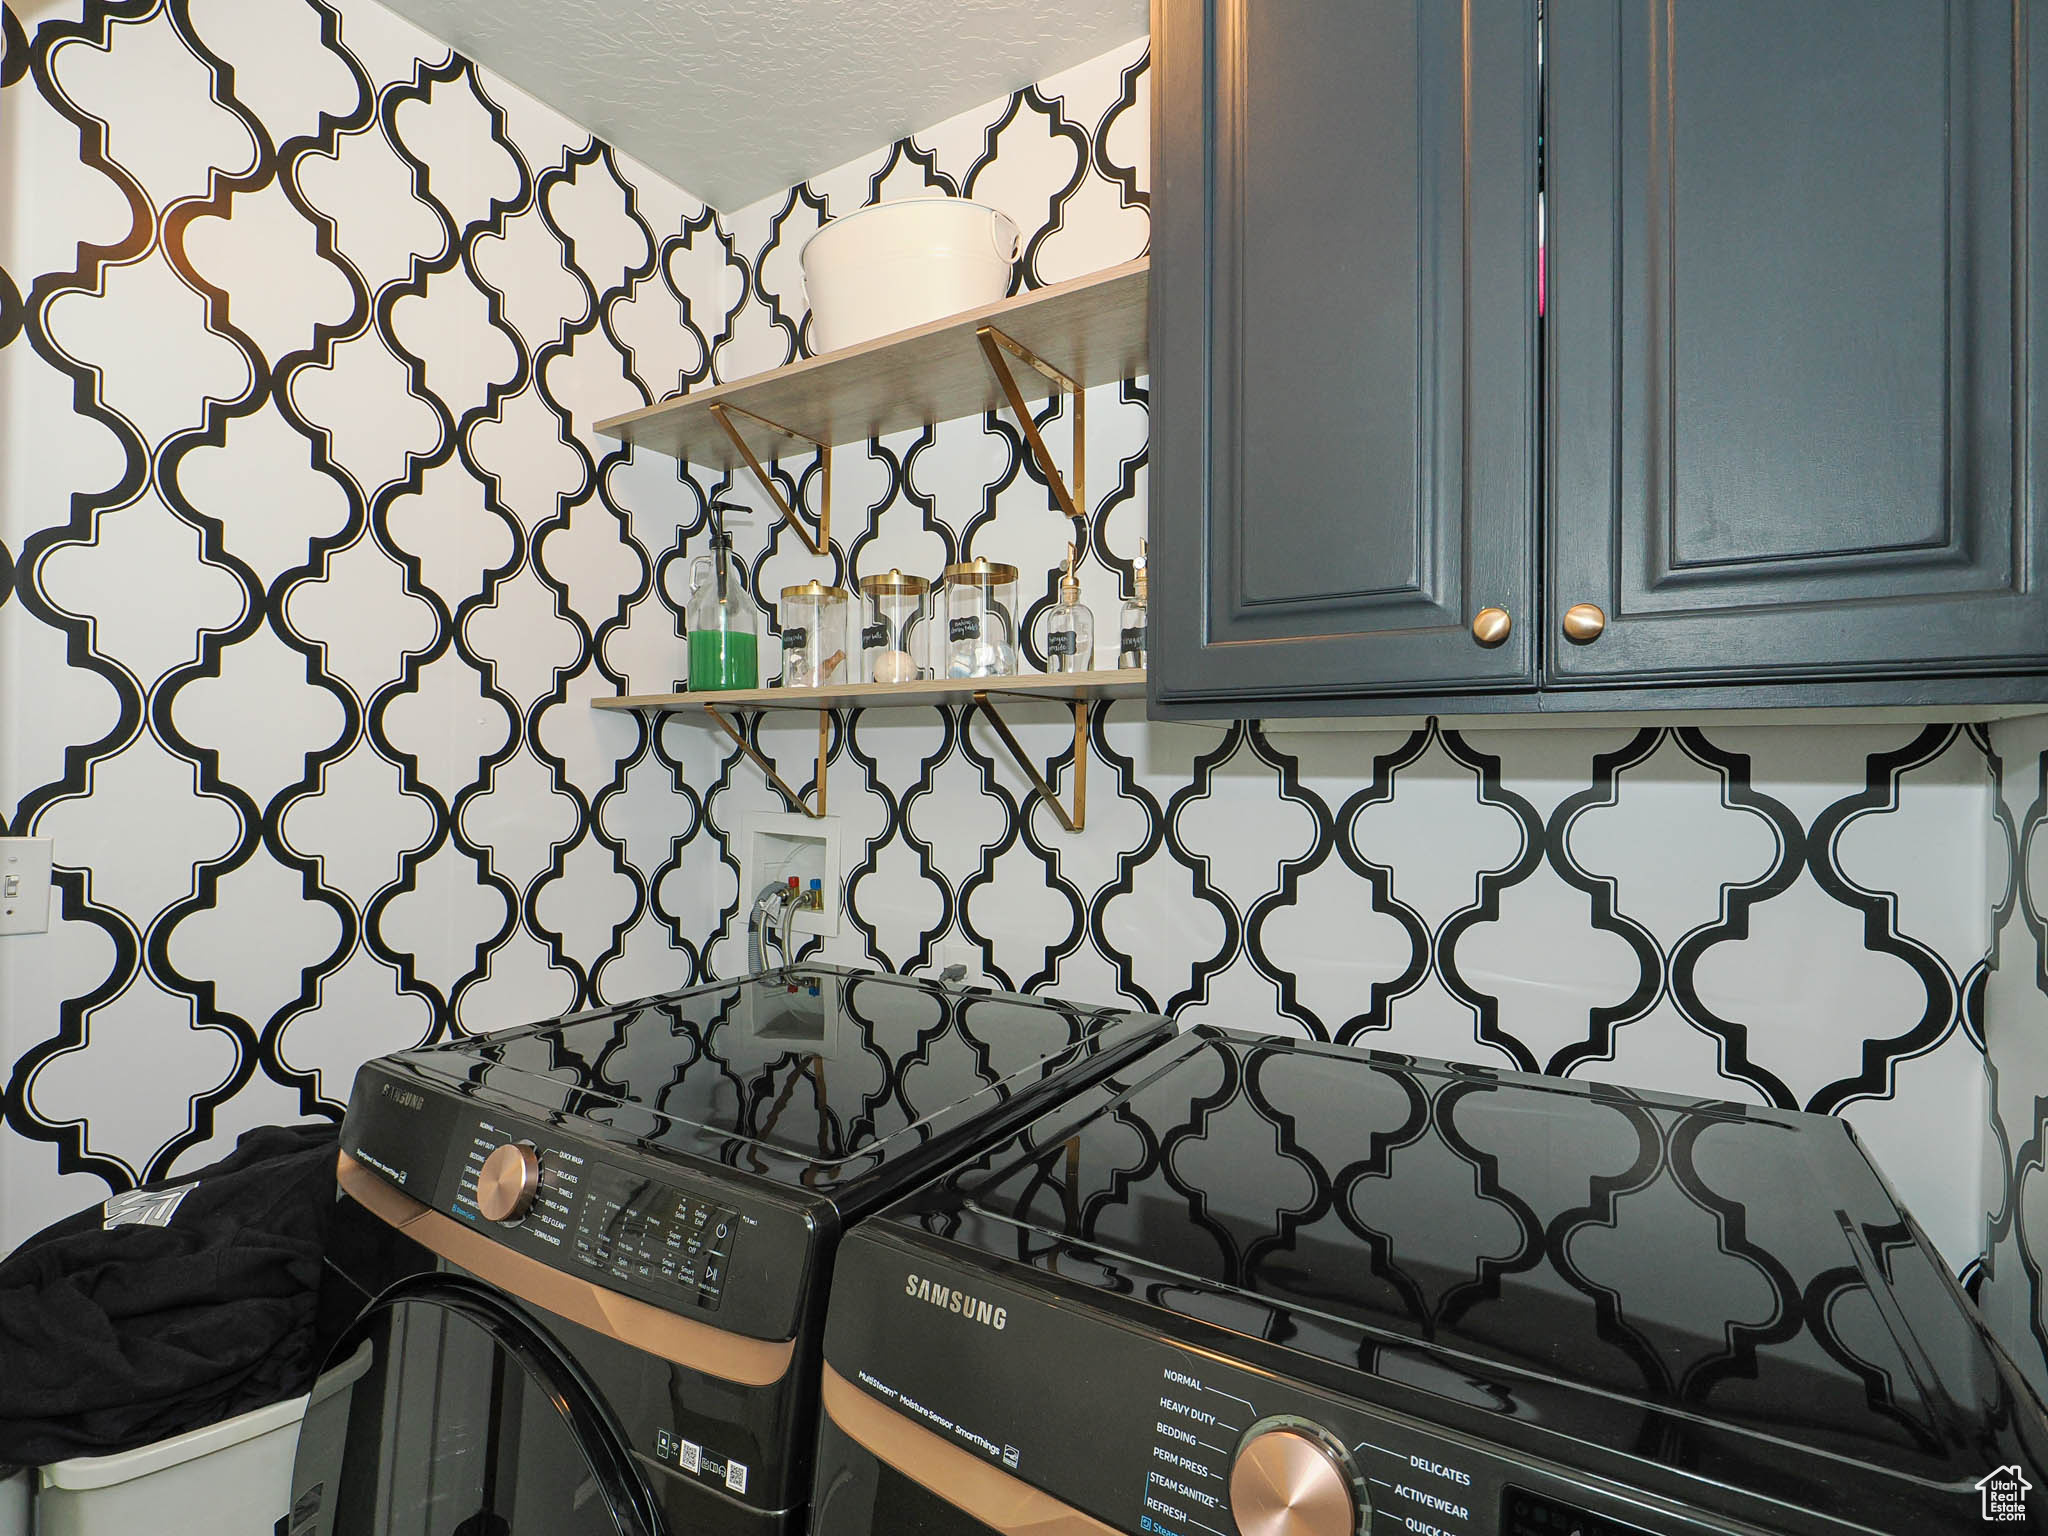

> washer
[286,965,1171,1536]
[812,1027,2048,1535]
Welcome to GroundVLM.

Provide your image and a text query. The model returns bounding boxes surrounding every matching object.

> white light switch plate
[0,839,52,935]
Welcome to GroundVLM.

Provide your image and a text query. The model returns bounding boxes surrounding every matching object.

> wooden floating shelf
[591,262,1151,833]
[593,259,1149,466]
[593,669,1145,714]
[596,670,1146,831]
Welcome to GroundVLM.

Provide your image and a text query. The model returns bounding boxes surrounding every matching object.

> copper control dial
[1229,1425,1361,1536]
[476,1142,540,1223]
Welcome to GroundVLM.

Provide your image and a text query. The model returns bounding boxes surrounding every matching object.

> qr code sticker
[678,1440,701,1473]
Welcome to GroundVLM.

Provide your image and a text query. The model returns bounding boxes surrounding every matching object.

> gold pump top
[1058,543,1082,604]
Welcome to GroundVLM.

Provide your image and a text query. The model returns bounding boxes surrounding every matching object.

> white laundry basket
[0,1468,29,1536]
[29,1342,372,1536]
[800,194,1020,352]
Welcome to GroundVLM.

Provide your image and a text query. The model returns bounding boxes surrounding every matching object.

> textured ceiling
[375,0,1150,211]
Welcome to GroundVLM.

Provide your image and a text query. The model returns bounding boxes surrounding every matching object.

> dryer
[285,965,1171,1536]
[812,1027,2048,1535]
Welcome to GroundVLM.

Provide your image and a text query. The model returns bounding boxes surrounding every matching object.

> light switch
[0,839,53,935]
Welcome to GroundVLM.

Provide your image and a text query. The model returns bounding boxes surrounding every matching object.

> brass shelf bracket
[976,325,1085,535]
[703,704,829,818]
[706,401,831,558]
[972,692,1088,833]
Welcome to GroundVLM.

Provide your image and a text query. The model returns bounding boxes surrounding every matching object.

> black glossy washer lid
[899,1028,2043,1512]
[394,966,1170,1210]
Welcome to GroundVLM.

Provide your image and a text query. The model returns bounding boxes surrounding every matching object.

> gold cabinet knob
[1470,607,1511,646]
[1562,602,1607,643]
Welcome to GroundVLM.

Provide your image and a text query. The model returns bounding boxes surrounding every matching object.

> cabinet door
[1150,0,1539,711]
[1548,1,2048,685]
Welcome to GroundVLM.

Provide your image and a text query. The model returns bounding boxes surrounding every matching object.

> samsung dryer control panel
[341,1055,811,1340]
[823,1231,1805,1536]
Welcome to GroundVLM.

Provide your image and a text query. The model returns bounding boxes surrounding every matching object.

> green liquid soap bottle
[685,537,760,690]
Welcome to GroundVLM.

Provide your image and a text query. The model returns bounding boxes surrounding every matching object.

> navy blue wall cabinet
[1151,0,2048,719]
[1149,0,1539,712]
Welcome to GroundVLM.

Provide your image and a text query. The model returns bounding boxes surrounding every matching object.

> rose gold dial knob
[476,1142,540,1223]
[1229,1426,1360,1536]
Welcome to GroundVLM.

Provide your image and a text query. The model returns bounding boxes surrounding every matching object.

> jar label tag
[861,622,888,650]
[1120,625,1147,654]
[949,616,981,642]
[781,626,808,649]
[1047,630,1078,657]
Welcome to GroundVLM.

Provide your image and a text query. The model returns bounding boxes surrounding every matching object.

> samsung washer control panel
[449,1113,745,1312]
[343,1056,812,1340]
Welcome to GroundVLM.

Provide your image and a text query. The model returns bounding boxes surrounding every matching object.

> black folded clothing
[0,1121,339,1467]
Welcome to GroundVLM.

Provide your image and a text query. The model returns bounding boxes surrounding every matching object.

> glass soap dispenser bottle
[686,533,760,691]
[1043,543,1094,674]
[1117,539,1148,670]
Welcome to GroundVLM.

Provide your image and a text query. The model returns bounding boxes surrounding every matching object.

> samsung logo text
[905,1273,1008,1330]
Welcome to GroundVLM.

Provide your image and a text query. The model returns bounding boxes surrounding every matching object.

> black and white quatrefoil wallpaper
[1980,715,2048,1398]
[0,0,725,1235]
[4,0,2046,1392]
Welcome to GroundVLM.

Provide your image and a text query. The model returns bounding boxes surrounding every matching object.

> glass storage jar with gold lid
[856,570,930,684]
[778,581,851,688]
[939,558,1019,678]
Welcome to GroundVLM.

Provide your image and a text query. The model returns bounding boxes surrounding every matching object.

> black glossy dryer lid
[395,966,1170,1210]
[888,1028,2045,1518]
